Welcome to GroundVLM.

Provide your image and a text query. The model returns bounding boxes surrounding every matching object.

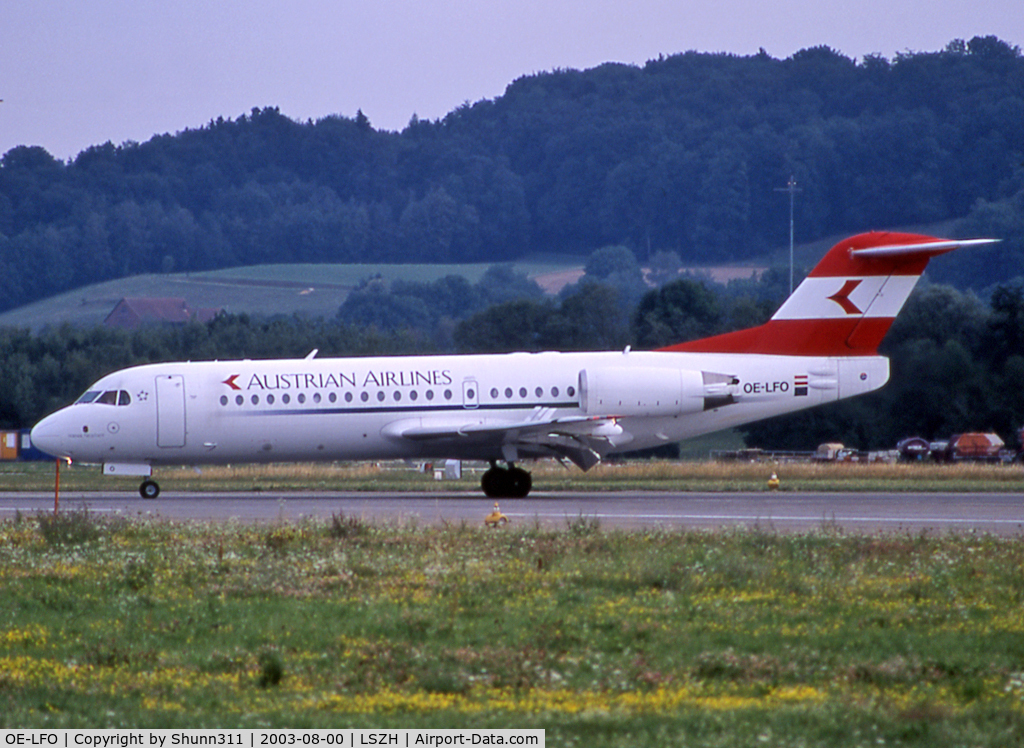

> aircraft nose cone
[30,414,67,458]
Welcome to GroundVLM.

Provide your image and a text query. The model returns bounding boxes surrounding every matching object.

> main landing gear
[139,479,160,499]
[481,462,532,499]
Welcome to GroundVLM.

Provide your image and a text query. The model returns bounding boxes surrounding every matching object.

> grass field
[2,510,1024,744]
[0,259,583,331]
[2,458,1023,494]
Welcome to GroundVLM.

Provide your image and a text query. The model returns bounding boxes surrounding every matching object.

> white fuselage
[30,349,888,470]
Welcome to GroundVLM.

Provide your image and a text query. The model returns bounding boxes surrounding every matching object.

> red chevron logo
[828,279,863,315]
[222,374,242,390]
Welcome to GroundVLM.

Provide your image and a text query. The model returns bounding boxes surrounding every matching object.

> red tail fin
[661,231,997,356]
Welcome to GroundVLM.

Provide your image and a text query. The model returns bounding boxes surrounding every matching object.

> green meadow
[2,509,1024,745]
[0,259,581,331]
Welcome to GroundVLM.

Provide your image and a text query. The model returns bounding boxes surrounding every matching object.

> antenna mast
[774,175,802,294]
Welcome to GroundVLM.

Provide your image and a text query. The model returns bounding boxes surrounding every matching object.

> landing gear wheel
[481,465,532,498]
[481,467,504,498]
[139,479,160,500]
[508,466,532,498]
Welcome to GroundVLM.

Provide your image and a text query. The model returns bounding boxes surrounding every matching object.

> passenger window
[490,388,499,399]
[519,387,527,398]
[268,394,275,405]
[535,387,543,397]
[505,387,513,398]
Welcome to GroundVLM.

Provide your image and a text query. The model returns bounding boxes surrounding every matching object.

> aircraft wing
[381,409,631,470]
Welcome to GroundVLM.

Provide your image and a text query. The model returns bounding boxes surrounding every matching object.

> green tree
[476,265,545,306]
[691,148,751,260]
[337,278,432,332]
[454,299,554,353]
[540,284,629,351]
[571,245,648,314]
[633,278,723,349]
[986,284,1024,363]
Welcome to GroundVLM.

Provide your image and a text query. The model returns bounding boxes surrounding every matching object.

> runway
[1,490,1022,535]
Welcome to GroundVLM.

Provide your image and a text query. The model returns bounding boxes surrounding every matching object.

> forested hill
[1,36,1023,313]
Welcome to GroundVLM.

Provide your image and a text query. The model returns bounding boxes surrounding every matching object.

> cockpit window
[80,390,132,406]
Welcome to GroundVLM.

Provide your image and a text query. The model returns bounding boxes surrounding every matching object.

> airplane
[30,231,996,500]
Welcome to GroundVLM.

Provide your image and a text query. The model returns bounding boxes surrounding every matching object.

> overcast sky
[2,0,1022,161]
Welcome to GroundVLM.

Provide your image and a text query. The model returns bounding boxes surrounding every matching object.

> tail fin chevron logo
[827,279,864,315]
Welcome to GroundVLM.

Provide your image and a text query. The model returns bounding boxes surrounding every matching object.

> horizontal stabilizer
[851,238,999,259]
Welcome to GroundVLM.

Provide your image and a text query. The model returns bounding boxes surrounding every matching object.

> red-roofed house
[104,298,222,329]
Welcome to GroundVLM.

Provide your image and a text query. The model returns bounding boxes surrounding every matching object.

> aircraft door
[462,379,480,410]
[155,375,186,448]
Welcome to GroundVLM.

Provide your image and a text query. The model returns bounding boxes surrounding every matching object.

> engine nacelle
[578,367,705,417]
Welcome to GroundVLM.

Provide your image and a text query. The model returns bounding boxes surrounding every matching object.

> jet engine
[578,367,705,417]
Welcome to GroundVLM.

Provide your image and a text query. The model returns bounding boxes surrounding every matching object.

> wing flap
[381,412,626,471]
[383,413,624,441]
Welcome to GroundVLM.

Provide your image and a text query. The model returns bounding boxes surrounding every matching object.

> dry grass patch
[2,458,1022,493]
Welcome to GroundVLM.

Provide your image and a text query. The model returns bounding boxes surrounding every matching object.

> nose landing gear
[481,462,532,498]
